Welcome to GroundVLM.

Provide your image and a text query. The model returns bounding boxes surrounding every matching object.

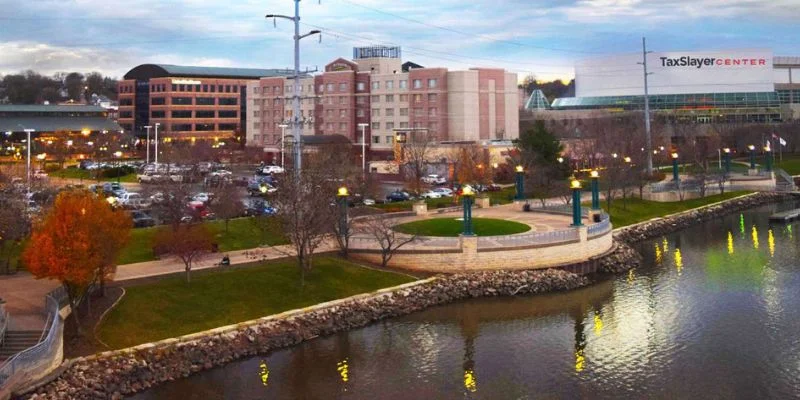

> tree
[146,182,194,229]
[451,144,490,185]
[360,216,418,268]
[22,190,131,334]
[515,121,569,205]
[212,185,244,233]
[0,196,30,274]
[402,130,435,195]
[153,224,215,283]
[64,72,85,101]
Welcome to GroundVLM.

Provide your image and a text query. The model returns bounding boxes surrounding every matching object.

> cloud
[559,0,800,23]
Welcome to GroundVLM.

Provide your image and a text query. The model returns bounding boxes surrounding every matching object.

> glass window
[340,109,347,117]
[150,110,165,118]
[171,84,177,91]
[179,84,185,92]
[219,98,238,106]
[413,79,422,89]
[151,97,166,105]
[356,96,366,104]
[203,84,208,92]
[319,84,325,93]
[399,94,408,102]
[339,83,347,91]
[253,87,259,94]
[386,81,394,90]
[386,122,394,130]
[172,97,192,105]
[119,98,133,106]
[386,108,394,116]
[219,110,237,118]
[371,122,380,130]
[414,94,422,103]
[171,124,192,131]
[218,124,238,131]
[385,94,394,102]
[429,107,437,116]
[371,95,380,102]
[196,97,215,105]
[386,135,393,144]
[339,122,347,131]
[172,111,192,118]
[195,110,215,118]
[340,97,347,105]
[119,111,132,118]
[327,83,334,92]
[195,123,215,132]
[428,79,437,88]
[372,108,380,116]
[210,85,216,93]
[428,93,438,102]
[357,109,365,117]
[372,81,380,90]
[373,136,381,144]
[399,80,407,89]
[400,122,409,128]
[357,82,365,91]
[400,108,409,116]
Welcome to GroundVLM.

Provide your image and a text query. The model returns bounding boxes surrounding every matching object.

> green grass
[592,191,752,228]
[96,257,415,349]
[775,154,800,175]
[0,240,26,273]
[116,217,287,265]
[394,217,531,237]
[50,168,137,183]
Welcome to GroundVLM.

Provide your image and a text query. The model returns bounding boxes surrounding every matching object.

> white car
[433,188,454,197]
[420,190,443,199]
[422,174,447,185]
[209,169,233,177]
[193,192,213,203]
[118,192,152,209]
[262,165,285,175]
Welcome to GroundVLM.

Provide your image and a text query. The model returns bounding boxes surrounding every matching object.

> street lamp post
[114,151,123,183]
[278,123,289,169]
[358,123,369,174]
[514,165,524,200]
[462,185,475,236]
[143,125,152,164]
[723,148,731,174]
[671,152,679,182]
[337,186,349,239]
[748,145,756,169]
[154,123,160,166]
[764,146,773,172]
[23,128,35,191]
[570,179,583,227]
[590,170,600,210]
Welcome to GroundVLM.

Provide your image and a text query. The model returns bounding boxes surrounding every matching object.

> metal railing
[0,308,7,348]
[588,216,612,238]
[0,293,63,393]
[478,227,579,248]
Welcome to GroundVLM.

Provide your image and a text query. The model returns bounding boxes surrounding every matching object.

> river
[132,201,800,399]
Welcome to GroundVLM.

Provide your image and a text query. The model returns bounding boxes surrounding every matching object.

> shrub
[100,166,135,178]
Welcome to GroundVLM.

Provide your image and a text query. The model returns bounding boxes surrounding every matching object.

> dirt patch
[62,286,124,358]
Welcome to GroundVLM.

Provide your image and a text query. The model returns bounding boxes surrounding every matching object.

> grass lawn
[116,217,287,265]
[96,257,415,349]
[394,217,531,237]
[0,240,26,273]
[50,168,138,183]
[775,154,800,175]
[592,191,752,228]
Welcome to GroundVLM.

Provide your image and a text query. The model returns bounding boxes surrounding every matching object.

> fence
[477,228,579,248]
[0,308,7,348]
[588,216,612,238]
[0,292,64,397]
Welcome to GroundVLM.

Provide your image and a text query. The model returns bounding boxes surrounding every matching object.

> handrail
[0,308,8,348]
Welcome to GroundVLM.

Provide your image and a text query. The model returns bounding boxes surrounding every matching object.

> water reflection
[131,202,800,399]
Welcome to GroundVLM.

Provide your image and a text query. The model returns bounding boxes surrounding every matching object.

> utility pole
[266,1,320,178]
[279,123,289,169]
[24,128,35,192]
[358,123,369,174]
[154,123,160,166]
[638,37,654,175]
[144,125,152,164]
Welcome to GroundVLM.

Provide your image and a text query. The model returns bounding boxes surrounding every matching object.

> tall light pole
[266,2,320,178]
[144,125,152,164]
[638,37,654,176]
[279,123,289,168]
[154,123,160,166]
[24,128,35,191]
[358,123,369,174]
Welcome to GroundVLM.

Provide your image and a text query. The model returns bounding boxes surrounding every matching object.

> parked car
[421,174,447,185]
[33,170,48,180]
[137,172,167,183]
[432,187,454,197]
[420,190,443,199]
[130,210,156,228]
[243,198,278,216]
[386,191,413,202]
[119,192,152,209]
[261,165,285,175]
[192,192,214,204]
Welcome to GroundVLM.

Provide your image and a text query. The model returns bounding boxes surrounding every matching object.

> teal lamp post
[748,145,756,169]
[462,185,475,236]
[723,148,731,174]
[514,165,524,200]
[337,186,349,238]
[590,170,600,210]
[570,179,582,227]
[671,152,679,182]
[764,146,773,172]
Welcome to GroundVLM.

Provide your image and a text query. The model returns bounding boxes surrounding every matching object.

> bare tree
[153,223,215,283]
[0,196,30,274]
[360,216,418,268]
[211,184,244,233]
[146,182,193,229]
[401,130,435,195]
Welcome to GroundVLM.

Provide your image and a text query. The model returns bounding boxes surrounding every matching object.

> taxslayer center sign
[575,49,773,97]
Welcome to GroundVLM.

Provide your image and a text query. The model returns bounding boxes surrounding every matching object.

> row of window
[170,84,240,93]
[120,85,134,93]
[162,110,238,119]
[777,90,800,104]
[255,79,440,95]
[151,97,239,106]
[170,123,238,132]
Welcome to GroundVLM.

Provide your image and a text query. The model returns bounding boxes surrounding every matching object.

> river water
[132,201,800,399]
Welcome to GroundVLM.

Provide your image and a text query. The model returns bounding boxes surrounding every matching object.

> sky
[1,0,799,81]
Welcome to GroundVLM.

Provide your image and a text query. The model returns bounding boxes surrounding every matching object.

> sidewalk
[0,272,59,330]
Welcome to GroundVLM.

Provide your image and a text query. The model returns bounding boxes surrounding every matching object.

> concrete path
[0,273,59,330]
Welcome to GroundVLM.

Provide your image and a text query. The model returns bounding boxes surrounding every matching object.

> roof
[0,117,121,133]
[124,64,297,80]
[0,105,107,113]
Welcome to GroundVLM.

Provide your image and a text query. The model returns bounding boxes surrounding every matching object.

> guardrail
[0,308,7,348]
[0,292,64,396]
[588,216,612,238]
[478,227,579,248]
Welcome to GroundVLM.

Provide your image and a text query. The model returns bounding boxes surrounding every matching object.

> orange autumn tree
[23,189,131,334]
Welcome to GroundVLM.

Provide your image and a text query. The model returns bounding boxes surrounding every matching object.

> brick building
[118,64,295,141]
[246,46,519,160]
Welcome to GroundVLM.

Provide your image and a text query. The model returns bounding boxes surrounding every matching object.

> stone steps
[0,330,42,361]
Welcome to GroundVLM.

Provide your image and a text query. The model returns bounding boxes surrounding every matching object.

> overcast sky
[1,0,798,81]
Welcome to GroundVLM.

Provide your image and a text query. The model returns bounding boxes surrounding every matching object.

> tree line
[0,70,119,104]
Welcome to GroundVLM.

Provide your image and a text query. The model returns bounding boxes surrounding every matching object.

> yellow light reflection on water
[752,225,759,249]
[337,358,349,383]
[768,229,775,257]
[593,312,604,336]
[575,350,585,372]
[674,248,683,274]
[727,231,735,255]
[662,237,669,253]
[464,369,477,393]
[627,269,635,284]
[654,243,663,264]
[259,361,269,387]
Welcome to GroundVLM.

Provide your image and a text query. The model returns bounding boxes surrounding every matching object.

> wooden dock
[769,209,800,223]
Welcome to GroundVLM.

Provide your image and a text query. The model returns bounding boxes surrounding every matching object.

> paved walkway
[0,273,59,330]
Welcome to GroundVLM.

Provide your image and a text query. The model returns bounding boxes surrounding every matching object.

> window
[151,97,166,105]
[187,85,193,92]
[218,110,237,118]
[195,110,215,118]
[326,123,333,130]
[210,85,216,93]
[372,81,380,90]
[386,136,393,144]
[356,96,366,104]
[253,110,260,117]
[217,85,223,92]
[429,108,438,117]
[386,81,394,90]
[385,94,394,102]
[372,108,380,117]
[195,123,214,131]
[399,80,407,89]
[171,124,192,131]
[373,136,380,144]
[225,85,231,93]
[428,93,438,102]
[428,122,438,132]
[196,97,215,105]
[219,98,238,106]
[357,82,366,91]
[273,85,280,93]
[357,109,365,117]
[119,111,132,118]
[151,110,165,118]
[386,122,394,130]
[339,83,347,91]
[339,109,347,117]
[172,97,192,105]
[413,94,422,103]
[385,108,394,116]
[339,123,347,131]
[371,122,380,130]
[371,95,380,102]
[202,85,208,92]
[413,79,422,89]
[414,108,424,116]
[326,110,333,117]
[218,124,238,131]
[253,87,260,94]
[327,83,334,92]
[340,97,347,105]
[399,94,409,102]
[428,79,437,88]
[172,111,192,118]
[179,84,185,92]
[400,108,409,116]
[120,98,133,106]
[319,84,325,93]
[400,122,409,128]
